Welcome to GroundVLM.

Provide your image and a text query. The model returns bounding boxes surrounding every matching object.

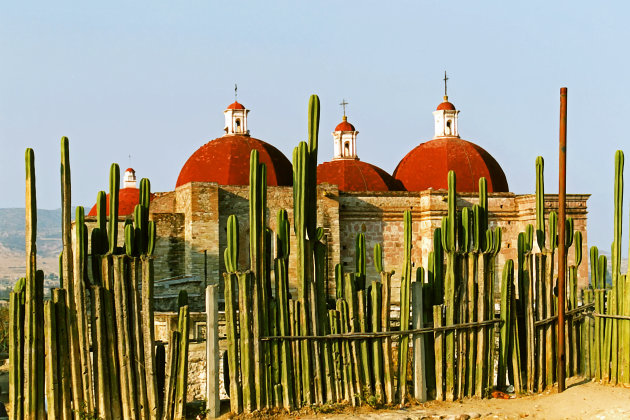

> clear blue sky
[1,1,629,255]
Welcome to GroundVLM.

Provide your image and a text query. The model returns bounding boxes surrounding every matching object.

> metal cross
[234,84,238,101]
[443,71,448,97]
[340,99,348,116]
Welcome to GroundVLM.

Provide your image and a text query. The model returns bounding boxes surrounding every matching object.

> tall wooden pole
[557,87,568,392]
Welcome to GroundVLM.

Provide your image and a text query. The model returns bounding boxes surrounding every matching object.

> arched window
[446,120,452,135]
[344,142,350,156]
[235,119,241,132]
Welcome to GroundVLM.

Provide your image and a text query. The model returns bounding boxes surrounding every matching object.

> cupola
[333,116,359,160]
[224,101,249,135]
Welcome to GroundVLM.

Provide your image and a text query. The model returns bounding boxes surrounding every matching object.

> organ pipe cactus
[461,207,471,253]
[109,163,120,253]
[479,177,488,250]
[249,149,271,408]
[355,233,366,290]
[574,231,583,267]
[291,95,321,405]
[125,224,136,257]
[275,208,294,410]
[147,220,156,256]
[549,211,558,250]
[335,263,344,299]
[224,214,239,273]
[536,156,545,250]
[9,278,26,420]
[398,209,413,403]
[24,148,45,418]
[590,246,599,288]
[374,243,383,273]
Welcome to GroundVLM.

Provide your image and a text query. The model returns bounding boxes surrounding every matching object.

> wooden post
[412,282,426,402]
[206,285,220,418]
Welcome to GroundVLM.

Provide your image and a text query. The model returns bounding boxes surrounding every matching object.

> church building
[88,92,589,311]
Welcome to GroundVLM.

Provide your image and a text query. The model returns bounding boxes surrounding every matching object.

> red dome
[436,101,456,111]
[87,188,155,217]
[317,159,402,192]
[393,137,509,192]
[176,135,293,188]
[335,120,356,132]
[227,101,245,110]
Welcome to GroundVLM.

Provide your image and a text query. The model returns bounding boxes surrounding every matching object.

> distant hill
[0,208,63,289]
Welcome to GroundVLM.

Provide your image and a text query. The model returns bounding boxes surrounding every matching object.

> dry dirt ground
[218,377,630,420]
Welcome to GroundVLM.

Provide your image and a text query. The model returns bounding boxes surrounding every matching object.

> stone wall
[147,182,590,309]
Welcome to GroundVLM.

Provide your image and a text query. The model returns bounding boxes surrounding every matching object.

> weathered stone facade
[146,183,589,308]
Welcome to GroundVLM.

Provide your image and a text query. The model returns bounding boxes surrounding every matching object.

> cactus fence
[9,139,190,420]
[213,95,630,416]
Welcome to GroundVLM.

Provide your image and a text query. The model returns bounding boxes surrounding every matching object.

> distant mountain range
[0,208,63,292]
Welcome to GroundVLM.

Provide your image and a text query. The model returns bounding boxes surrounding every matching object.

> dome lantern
[333,115,359,160]
[224,101,250,135]
[123,168,137,189]
[433,96,459,138]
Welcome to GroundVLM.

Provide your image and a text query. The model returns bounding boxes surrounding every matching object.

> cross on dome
[434,74,459,137]
[340,99,349,117]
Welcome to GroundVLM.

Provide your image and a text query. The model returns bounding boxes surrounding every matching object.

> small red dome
[317,159,402,192]
[393,137,508,192]
[227,101,246,110]
[335,120,356,132]
[176,135,292,188]
[125,168,135,173]
[436,101,456,111]
[87,188,155,217]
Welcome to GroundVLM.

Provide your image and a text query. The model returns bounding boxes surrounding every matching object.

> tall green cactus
[398,209,413,403]
[613,150,624,292]
[274,209,294,410]
[335,263,344,299]
[574,231,583,267]
[109,163,120,254]
[224,215,239,273]
[549,211,558,250]
[24,148,45,418]
[290,94,321,405]
[355,233,366,290]
[374,243,383,273]
[535,156,546,250]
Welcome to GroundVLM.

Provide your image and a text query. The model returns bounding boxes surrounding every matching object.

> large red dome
[87,188,155,217]
[176,135,293,188]
[317,159,402,192]
[393,137,509,192]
